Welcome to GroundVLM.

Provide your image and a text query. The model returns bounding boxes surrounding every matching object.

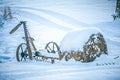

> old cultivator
[10,21,108,63]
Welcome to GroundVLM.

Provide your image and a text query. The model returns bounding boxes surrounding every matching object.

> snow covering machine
[9,21,108,63]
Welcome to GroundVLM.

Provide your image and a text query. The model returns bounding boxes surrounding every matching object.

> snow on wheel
[16,43,29,61]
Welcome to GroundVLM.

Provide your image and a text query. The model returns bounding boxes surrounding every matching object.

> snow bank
[60,28,102,52]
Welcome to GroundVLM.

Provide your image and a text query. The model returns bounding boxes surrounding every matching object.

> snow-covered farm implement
[9,21,108,63]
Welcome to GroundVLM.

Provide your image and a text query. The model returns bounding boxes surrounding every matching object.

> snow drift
[60,28,102,52]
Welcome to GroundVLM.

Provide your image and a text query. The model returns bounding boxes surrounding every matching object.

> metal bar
[22,21,33,60]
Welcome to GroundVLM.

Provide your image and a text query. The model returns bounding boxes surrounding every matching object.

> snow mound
[60,28,102,52]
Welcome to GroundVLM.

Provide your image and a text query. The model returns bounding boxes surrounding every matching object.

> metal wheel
[45,42,60,53]
[45,42,61,59]
[16,43,29,61]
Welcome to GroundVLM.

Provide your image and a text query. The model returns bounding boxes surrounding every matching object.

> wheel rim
[45,42,60,54]
[16,43,28,61]
[45,42,61,59]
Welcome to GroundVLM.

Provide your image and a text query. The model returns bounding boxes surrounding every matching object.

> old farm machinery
[10,21,35,61]
[9,21,62,63]
[10,21,108,63]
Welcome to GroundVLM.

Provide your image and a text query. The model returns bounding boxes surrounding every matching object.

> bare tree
[3,6,13,20]
[0,6,13,27]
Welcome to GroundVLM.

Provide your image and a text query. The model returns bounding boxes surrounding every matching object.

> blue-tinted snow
[0,0,120,80]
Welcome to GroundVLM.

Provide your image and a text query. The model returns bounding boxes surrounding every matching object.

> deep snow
[60,28,102,52]
[0,0,120,80]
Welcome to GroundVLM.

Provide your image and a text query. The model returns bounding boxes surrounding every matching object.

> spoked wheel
[45,42,61,57]
[45,42,60,53]
[16,43,29,61]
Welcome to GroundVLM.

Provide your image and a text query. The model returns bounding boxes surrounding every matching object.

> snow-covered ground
[0,0,120,80]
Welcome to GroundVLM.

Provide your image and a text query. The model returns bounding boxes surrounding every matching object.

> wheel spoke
[47,45,52,52]
[24,57,26,61]
[53,43,54,51]
[21,57,23,61]
[21,45,23,53]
